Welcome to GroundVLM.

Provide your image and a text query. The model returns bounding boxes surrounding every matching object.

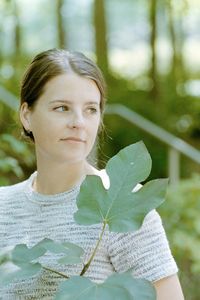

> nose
[67,110,85,129]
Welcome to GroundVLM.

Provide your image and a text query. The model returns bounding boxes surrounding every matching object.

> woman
[0,49,184,299]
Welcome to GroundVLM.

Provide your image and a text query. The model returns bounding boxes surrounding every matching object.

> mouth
[60,137,86,143]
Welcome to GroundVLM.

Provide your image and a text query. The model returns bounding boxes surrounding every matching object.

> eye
[54,105,69,112]
[86,107,99,114]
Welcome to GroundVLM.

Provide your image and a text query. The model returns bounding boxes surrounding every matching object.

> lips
[61,137,86,143]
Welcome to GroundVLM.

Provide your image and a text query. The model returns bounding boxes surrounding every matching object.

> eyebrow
[49,100,100,105]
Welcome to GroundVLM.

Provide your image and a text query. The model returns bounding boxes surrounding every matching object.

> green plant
[0,142,168,299]
[158,175,200,300]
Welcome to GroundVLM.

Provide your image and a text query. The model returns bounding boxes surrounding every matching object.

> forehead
[41,73,101,103]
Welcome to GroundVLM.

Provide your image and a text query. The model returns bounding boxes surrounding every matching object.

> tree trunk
[13,0,21,58]
[166,0,186,85]
[149,0,158,99]
[167,0,178,82]
[56,0,66,48]
[0,27,2,68]
[93,0,109,77]
[11,0,21,78]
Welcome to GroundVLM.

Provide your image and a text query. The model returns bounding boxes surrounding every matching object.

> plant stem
[42,265,69,279]
[80,221,107,276]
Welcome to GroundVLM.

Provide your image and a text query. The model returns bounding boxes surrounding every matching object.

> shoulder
[0,178,29,201]
[108,209,162,245]
[107,209,178,281]
[0,180,27,192]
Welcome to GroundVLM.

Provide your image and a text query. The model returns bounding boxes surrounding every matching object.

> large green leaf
[74,142,168,232]
[58,242,84,264]
[107,178,168,232]
[106,142,152,199]
[104,272,156,299]
[74,175,108,225]
[55,276,96,300]
[54,272,156,300]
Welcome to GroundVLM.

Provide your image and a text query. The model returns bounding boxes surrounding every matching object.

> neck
[33,160,95,195]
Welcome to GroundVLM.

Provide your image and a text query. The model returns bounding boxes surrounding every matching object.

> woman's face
[20,73,101,165]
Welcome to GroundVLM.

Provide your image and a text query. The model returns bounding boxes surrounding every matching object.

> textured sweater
[0,172,178,300]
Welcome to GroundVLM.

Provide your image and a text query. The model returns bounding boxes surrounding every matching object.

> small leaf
[54,272,156,300]
[37,238,70,254]
[37,238,84,264]
[58,255,82,265]
[0,263,41,287]
[62,242,84,257]
[11,244,46,265]
[8,239,84,270]
[39,238,84,255]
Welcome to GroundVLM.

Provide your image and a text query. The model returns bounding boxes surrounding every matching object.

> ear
[19,102,32,132]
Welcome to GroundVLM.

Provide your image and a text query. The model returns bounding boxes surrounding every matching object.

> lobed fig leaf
[74,141,168,232]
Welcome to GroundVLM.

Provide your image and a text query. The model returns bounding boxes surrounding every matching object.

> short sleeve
[107,210,178,282]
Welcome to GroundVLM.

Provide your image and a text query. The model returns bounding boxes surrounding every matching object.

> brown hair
[20,48,107,140]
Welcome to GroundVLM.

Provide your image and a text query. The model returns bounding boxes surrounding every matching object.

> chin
[61,155,87,165]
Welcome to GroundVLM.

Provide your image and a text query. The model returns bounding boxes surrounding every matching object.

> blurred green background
[0,0,200,298]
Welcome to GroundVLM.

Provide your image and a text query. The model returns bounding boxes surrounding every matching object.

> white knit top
[0,172,178,300]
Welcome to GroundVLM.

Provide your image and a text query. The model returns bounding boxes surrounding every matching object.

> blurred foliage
[100,73,200,179]
[0,133,35,185]
[158,175,200,300]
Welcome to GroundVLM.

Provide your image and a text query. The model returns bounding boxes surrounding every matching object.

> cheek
[93,117,100,127]
[31,115,57,141]
[89,118,101,136]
